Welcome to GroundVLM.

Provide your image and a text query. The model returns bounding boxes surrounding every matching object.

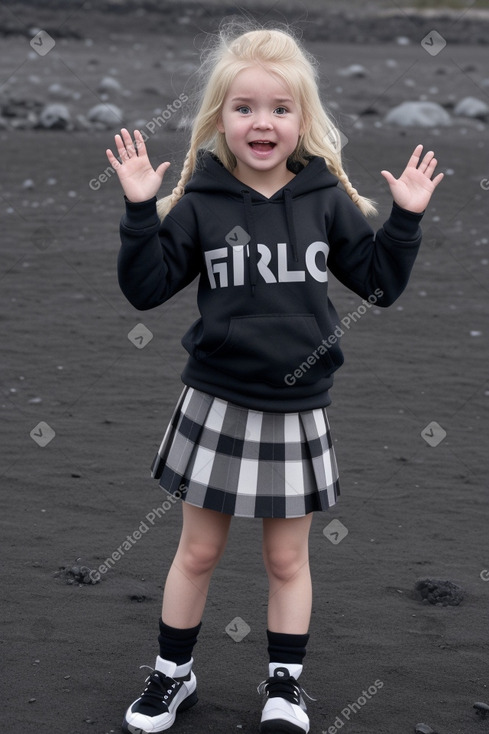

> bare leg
[262,514,313,634]
[161,502,232,628]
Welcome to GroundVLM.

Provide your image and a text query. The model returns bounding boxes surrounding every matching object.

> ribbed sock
[158,619,202,665]
[266,629,310,665]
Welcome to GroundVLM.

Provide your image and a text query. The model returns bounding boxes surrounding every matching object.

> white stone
[384,101,451,127]
[453,96,489,119]
[97,76,122,94]
[337,64,368,78]
[39,103,71,129]
[87,103,123,128]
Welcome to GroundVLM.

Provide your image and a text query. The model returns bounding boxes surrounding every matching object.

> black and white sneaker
[258,664,313,734]
[122,655,197,733]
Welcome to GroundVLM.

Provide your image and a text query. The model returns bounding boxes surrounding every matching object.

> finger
[380,170,396,186]
[134,129,147,156]
[106,148,120,168]
[155,161,171,179]
[424,155,438,177]
[407,144,424,167]
[114,133,128,161]
[431,172,444,187]
[419,150,435,172]
[120,127,136,157]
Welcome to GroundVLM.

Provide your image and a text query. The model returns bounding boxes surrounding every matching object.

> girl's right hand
[106,128,170,203]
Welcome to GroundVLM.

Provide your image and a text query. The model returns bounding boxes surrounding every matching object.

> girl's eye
[275,107,288,115]
[237,106,251,114]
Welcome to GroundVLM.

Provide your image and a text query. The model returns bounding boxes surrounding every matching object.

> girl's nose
[253,116,273,129]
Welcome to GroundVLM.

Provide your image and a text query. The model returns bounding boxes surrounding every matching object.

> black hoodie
[118,150,423,411]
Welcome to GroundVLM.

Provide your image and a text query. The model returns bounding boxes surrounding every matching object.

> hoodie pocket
[194,314,343,388]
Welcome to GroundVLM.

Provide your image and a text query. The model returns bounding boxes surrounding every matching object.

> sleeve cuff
[122,195,160,229]
[384,201,423,241]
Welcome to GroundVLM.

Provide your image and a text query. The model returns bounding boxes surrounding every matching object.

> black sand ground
[2,2,489,733]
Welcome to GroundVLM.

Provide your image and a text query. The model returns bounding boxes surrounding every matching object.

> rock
[11,112,39,130]
[415,724,435,734]
[48,83,76,100]
[97,75,122,94]
[56,561,99,585]
[454,96,489,120]
[473,702,489,719]
[415,724,436,734]
[337,64,368,78]
[414,578,464,606]
[39,103,71,130]
[87,103,123,128]
[384,101,451,127]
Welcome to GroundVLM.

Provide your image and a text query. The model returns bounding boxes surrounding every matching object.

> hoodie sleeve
[326,189,423,307]
[117,196,200,311]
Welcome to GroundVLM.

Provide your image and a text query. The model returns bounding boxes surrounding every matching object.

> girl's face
[216,64,303,181]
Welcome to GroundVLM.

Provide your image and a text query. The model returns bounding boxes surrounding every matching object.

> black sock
[266,629,310,665]
[158,619,202,665]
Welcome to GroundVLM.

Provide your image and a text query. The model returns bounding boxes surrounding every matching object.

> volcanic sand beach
[1,2,489,732]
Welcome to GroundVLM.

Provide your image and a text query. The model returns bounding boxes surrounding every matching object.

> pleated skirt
[151,386,340,518]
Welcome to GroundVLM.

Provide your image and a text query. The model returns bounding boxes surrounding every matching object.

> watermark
[225,616,251,642]
[421,30,446,57]
[128,323,153,349]
[481,179,489,191]
[30,421,56,447]
[423,224,445,250]
[32,225,55,251]
[284,289,383,386]
[323,680,384,733]
[323,519,348,545]
[225,225,250,251]
[325,126,349,152]
[421,420,446,447]
[89,485,187,582]
[30,30,56,57]
[89,92,188,191]
[480,569,489,581]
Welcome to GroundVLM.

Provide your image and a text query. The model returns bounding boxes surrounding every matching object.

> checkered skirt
[151,386,340,518]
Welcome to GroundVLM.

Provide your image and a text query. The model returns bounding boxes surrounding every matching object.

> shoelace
[257,675,316,706]
[136,665,180,711]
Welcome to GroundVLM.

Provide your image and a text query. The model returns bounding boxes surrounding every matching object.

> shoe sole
[259,720,308,734]
[121,689,198,733]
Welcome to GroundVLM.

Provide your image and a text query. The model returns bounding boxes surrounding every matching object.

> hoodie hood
[184,150,339,294]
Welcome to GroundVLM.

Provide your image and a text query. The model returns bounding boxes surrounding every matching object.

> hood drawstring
[241,187,299,296]
[241,190,258,296]
[283,188,299,263]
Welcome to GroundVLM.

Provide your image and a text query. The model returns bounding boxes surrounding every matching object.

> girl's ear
[216,115,225,134]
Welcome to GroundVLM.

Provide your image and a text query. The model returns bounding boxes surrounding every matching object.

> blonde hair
[157,21,377,219]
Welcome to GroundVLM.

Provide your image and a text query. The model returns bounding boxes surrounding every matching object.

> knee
[180,541,223,576]
[264,546,307,583]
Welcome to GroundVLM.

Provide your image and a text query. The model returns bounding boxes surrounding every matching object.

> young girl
[107,24,443,734]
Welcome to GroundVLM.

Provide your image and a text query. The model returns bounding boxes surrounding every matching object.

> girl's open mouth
[249,141,276,152]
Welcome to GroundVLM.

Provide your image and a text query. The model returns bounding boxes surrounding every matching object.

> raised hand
[381,144,444,213]
[106,128,170,203]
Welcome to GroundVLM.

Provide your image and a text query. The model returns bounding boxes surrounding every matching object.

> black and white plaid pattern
[151,386,340,518]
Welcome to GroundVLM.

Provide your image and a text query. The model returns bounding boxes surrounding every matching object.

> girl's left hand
[380,144,444,213]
